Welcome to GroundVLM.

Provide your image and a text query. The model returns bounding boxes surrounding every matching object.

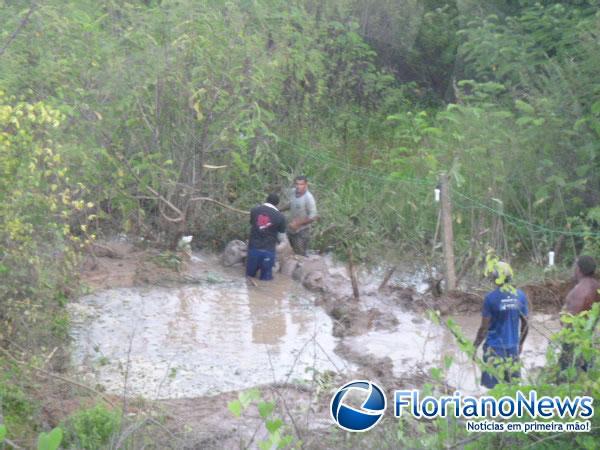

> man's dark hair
[266,193,279,206]
[294,175,307,182]
[577,255,596,276]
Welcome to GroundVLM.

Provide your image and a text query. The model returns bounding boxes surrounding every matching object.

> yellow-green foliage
[0,92,92,344]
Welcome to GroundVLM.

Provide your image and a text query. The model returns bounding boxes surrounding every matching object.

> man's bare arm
[473,316,491,357]
[518,315,528,355]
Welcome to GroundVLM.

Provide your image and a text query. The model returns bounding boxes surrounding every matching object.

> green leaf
[515,99,535,114]
[423,127,442,137]
[546,175,566,187]
[427,309,440,325]
[258,401,274,419]
[576,434,597,450]
[574,117,588,131]
[239,388,260,408]
[228,399,242,417]
[560,315,575,325]
[278,434,293,448]
[443,355,454,370]
[516,116,532,126]
[262,430,281,449]
[429,367,442,381]
[266,418,283,434]
[37,427,63,450]
[576,164,590,177]
[532,118,545,126]
[0,424,6,443]
[491,110,513,119]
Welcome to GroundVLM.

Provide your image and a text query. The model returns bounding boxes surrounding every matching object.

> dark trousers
[288,228,310,256]
[481,346,520,388]
[246,247,276,280]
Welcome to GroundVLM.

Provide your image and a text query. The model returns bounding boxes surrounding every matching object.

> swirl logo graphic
[330,380,387,432]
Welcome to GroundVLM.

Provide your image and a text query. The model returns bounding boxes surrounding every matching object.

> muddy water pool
[70,267,350,399]
[70,255,561,399]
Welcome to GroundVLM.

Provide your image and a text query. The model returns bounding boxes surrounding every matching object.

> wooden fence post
[440,172,457,291]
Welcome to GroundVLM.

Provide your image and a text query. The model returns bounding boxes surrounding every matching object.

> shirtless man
[563,255,600,315]
[559,255,600,372]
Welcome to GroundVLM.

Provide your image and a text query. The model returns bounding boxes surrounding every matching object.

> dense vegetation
[1,0,600,447]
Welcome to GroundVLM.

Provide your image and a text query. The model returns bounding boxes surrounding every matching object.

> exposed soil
[398,280,571,317]
[80,240,214,292]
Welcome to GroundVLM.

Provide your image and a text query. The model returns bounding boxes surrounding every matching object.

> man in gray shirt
[283,175,318,256]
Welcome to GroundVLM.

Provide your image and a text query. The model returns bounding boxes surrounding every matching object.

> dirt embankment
[80,240,209,291]
[422,280,571,316]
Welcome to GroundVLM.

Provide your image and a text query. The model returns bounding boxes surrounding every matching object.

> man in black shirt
[246,193,287,281]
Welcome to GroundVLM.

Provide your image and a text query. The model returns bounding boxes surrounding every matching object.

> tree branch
[190,196,249,215]
[0,3,37,58]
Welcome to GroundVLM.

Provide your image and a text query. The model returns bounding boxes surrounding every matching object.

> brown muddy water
[70,253,561,400]
[70,269,350,398]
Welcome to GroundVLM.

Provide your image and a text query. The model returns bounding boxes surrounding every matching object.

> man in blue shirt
[473,261,529,388]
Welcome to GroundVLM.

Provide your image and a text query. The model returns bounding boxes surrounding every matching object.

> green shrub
[0,375,38,440]
[62,404,121,450]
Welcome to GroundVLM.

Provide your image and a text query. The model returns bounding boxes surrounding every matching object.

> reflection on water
[246,278,287,346]
[70,274,348,399]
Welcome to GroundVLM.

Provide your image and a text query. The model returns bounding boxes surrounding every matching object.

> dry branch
[378,266,397,291]
[190,196,249,215]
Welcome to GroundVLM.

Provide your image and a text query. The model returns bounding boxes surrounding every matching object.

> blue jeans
[246,247,276,280]
[481,346,520,388]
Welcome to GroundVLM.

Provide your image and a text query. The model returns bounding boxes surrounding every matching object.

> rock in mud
[302,271,326,291]
[222,240,247,266]
[367,308,399,331]
[279,257,300,276]
[335,342,396,384]
[292,255,329,290]
[276,241,300,276]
